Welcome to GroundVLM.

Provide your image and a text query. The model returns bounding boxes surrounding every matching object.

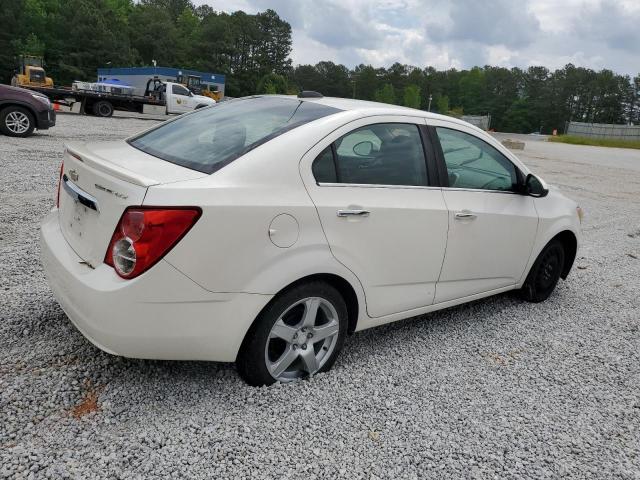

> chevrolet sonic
[40,94,582,385]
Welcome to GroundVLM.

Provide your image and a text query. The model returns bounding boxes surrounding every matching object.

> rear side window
[129,97,341,174]
[312,123,428,187]
[312,146,337,183]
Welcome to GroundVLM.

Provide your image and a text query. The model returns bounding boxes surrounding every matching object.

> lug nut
[301,344,307,350]
[293,333,298,339]
[292,345,297,350]
[307,332,313,338]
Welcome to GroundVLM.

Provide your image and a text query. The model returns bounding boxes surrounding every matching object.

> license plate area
[59,176,103,265]
[63,200,94,241]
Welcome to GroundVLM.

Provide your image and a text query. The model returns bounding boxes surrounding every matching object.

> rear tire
[92,100,114,117]
[0,106,35,137]
[237,282,348,386]
[519,240,565,302]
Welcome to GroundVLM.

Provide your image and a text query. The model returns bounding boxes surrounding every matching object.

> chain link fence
[566,121,640,140]
[461,115,491,130]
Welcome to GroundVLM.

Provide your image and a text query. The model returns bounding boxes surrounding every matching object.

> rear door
[301,116,448,318]
[429,122,539,303]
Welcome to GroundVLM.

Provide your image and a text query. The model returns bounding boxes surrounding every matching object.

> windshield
[128,96,342,174]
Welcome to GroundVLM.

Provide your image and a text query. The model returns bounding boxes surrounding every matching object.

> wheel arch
[249,273,361,339]
[553,230,578,279]
[0,101,38,121]
[530,229,578,280]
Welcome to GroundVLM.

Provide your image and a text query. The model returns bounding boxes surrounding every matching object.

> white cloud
[192,0,639,75]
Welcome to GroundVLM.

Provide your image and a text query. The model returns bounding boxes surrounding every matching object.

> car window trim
[429,124,525,193]
[428,124,454,188]
[420,125,444,188]
[317,182,442,191]
[330,143,341,183]
[313,121,437,188]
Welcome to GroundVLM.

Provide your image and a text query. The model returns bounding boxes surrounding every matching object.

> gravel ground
[1,114,639,479]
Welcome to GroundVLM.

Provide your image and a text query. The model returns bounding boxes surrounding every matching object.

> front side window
[172,84,190,96]
[312,123,428,187]
[435,127,518,191]
[129,97,341,174]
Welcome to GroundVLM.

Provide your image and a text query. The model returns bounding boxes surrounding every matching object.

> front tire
[519,240,565,302]
[0,106,35,137]
[237,282,348,386]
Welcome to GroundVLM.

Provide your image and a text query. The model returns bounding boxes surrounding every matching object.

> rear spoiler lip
[64,142,160,187]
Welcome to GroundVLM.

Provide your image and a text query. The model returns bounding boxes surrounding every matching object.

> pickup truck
[20,80,216,117]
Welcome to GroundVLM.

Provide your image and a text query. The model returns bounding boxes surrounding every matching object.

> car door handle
[454,211,477,220]
[337,209,370,217]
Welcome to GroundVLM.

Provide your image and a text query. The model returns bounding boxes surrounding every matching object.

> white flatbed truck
[22,79,216,117]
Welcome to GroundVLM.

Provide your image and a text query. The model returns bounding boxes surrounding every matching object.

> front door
[302,118,448,318]
[430,125,538,303]
[170,84,193,113]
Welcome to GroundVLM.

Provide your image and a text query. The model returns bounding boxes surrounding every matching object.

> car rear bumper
[40,210,272,362]
[37,109,56,129]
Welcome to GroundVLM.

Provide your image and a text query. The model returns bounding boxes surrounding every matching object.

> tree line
[1,0,638,133]
[292,63,640,133]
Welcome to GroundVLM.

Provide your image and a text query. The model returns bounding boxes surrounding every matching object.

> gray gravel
[1,114,639,479]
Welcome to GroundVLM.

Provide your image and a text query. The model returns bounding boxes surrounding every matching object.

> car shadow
[85,290,525,382]
[26,284,565,420]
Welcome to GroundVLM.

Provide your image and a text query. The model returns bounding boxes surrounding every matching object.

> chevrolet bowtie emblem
[69,169,79,182]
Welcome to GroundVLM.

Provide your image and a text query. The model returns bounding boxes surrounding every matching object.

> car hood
[193,95,216,104]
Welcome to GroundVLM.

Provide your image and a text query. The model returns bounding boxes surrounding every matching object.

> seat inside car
[375,134,425,186]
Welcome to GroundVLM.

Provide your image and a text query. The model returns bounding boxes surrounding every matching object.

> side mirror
[353,140,373,156]
[524,173,549,197]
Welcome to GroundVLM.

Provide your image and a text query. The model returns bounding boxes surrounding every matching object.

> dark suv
[0,84,56,137]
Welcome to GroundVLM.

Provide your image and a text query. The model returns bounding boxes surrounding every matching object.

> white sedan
[41,94,582,385]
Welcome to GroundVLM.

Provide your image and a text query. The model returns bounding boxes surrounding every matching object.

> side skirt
[355,285,516,331]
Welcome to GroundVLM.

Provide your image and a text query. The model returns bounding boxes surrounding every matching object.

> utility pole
[428,94,433,112]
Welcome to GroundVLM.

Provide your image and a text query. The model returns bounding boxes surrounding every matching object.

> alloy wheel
[5,111,30,134]
[265,297,340,381]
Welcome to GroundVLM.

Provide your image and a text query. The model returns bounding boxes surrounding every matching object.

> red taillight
[105,207,201,279]
[56,161,64,208]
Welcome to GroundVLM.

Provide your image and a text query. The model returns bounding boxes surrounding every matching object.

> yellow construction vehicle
[11,55,54,88]
[177,73,222,101]
[200,84,223,102]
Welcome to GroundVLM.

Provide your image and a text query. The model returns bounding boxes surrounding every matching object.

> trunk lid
[58,141,206,268]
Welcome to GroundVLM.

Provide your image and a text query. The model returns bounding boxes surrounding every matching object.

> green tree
[374,83,396,104]
[403,84,421,109]
[257,72,288,94]
[0,0,25,83]
[502,99,533,133]
[129,3,179,67]
[352,64,379,100]
[435,95,449,114]
[1,0,637,131]
[459,67,486,114]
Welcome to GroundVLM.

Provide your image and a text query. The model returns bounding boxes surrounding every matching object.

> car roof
[263,94,472,129]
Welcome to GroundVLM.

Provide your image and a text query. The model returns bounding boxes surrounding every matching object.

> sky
[193,0,640,76]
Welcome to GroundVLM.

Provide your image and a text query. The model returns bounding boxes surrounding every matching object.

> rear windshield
[128,96,341,174]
